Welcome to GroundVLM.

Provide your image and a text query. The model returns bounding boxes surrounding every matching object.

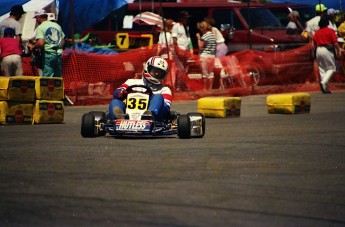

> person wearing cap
[327,8,338,34]
[305,4,328,83]
[30,10,65,77]
[305,4,328,39]
[313,16,341,94]
[171,11,192,90]
[28,12,57,76]
[172,11,192,53]
[286,11,303,35]
[0,28,23,76]
[0,5,26,42]
[47,13,56,22]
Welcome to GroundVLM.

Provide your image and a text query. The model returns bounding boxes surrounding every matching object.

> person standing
[313,16,341,94]
[0,5,26,42]
[286,11,303,35]
[0,28,23,76]
[171,11,192,91]
[327,8,338,34]
[305,4,327,39]
[157,19,174,60]
[196,21,216,90]
[305,4,328,83]
[30,10,65,77]
[28,12,58,76]
[204,17,228,57]
[172,11,192,54]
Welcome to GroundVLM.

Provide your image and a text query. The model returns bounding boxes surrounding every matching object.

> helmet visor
[149,67,166,80]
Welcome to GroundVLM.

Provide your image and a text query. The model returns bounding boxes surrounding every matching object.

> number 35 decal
[127,98,148,110]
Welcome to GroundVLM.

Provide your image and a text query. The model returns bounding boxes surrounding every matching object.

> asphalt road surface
[1,91,345,226]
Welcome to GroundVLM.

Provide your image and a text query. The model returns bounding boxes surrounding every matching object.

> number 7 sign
[116,33,129,49]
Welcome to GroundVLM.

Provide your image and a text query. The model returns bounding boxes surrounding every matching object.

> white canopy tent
[0,0,55,40]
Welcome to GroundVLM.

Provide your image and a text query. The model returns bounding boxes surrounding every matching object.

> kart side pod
[177,112,205,139]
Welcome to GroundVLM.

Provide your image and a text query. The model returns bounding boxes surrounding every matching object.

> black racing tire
[188,112,206,138]
[177,114,191,139]
[89,111,107,136]
[81,113,96,137]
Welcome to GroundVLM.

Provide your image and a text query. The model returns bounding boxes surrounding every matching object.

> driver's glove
[117,89,128,100]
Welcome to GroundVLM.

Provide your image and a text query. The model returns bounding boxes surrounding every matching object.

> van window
[212,10,244,30]
[269,5,314,27]
[240,8,281,29]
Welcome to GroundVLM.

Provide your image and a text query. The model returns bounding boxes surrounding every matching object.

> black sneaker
[320,83,331,94]
[323,89,332,94]
[142,110,154,120]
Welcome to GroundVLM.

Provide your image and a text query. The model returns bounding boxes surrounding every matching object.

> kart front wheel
[81,113,96,137]
[177,114,191,139]
[89,111,107,136]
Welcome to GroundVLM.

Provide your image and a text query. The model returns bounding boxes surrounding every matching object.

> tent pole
[159,0,169,59]
[69,0,75,50]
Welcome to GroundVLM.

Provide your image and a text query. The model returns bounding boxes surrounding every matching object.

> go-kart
[81,85,205,139]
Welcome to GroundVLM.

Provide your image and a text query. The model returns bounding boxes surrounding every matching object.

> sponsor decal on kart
[116,120,151,131]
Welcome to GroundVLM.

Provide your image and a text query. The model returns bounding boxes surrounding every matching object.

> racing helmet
[143,56,168,85]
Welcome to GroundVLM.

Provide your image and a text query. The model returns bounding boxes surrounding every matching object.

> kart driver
[109,56,172,121]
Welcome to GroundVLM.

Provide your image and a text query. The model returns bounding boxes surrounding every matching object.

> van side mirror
[221,24,235,40]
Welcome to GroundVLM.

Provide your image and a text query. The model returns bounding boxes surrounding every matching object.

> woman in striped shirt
[196,21,216,90]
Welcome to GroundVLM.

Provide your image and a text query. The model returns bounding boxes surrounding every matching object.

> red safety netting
[22,43,345,105]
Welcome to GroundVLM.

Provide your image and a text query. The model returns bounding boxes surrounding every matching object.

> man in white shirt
[171,11,192,90]
[305,4,327,83]
[305,4,327,40]
[172,11,192,52]
[0,5,26,42]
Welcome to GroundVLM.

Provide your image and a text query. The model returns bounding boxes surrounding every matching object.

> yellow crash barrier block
[33,100,64,124]
[0,76,36,102]
[34,76,64,100]
[0,101,33,124]
[198,96,241,118]
[267,92,311,114]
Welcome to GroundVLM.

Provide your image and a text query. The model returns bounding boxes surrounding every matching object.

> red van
[83,2,309,53]
[82,2,313,85]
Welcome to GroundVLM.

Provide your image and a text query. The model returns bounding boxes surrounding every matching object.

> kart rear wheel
[89,111,107,136]
[81,113,96,137]
[177,114,191,139]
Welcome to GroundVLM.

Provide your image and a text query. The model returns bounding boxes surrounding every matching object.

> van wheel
[243,64,263,86]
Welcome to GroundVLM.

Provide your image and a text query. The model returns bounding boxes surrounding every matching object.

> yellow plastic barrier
[198,96,241,118]
[267,92,311,114]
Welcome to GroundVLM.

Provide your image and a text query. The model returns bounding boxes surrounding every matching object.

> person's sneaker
[320,83,331,94]
[323,89,332,94]
[142,110,154,120]
[113,106,125,119]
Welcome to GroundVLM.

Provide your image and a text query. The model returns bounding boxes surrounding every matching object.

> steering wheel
[126,84,153,96]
